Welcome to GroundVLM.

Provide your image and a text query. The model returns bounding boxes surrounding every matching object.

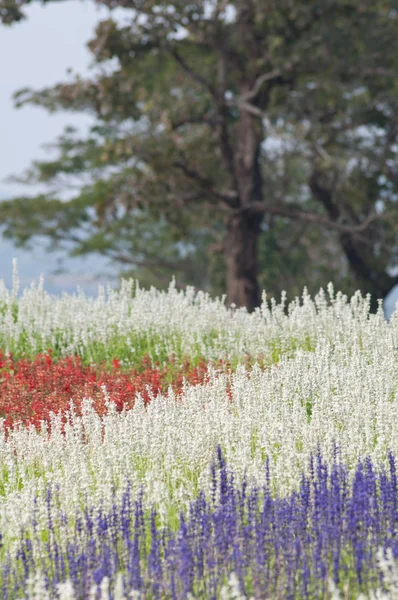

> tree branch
[241,69,282,102]
[354,67,398,79]
[233,202,380,235]
[227,97,266,120]
[172,159,236,207]
[170,114,220,130]
[169,48,217,98]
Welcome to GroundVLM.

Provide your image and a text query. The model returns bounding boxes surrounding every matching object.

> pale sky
[0,0,124,295]
[0,1,111,194]
[0,1,397,316]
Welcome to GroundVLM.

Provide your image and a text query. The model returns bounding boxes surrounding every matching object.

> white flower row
[19,571,139,600]
[18,551,398,600]
[19,571,251,600]
[1,259,397,363]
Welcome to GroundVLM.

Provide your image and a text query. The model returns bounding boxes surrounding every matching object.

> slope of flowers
[2,259,395,370]
[0,337,397,557]
[0,261,398,598]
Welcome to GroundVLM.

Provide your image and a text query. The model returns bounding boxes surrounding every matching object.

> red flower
[0,348,245,433]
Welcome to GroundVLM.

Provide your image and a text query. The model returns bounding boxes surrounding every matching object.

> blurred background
[1,1,397,317]
[0,1,119,296]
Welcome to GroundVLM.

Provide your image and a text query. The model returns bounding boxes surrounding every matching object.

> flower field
[1,263,398,599]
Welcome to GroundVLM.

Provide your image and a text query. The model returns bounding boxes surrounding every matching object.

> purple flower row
[3,447,398,599]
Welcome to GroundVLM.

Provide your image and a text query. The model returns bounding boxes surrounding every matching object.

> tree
[0,123,345,302]
[1,0,397,311]
[278,14,398,308]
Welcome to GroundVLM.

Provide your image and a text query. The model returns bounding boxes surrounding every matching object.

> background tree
[1,0,397,311]
[0,124,343,300]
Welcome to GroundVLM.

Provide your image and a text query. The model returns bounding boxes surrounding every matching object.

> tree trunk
[309,172,398,311]
[224,93,264,312]
[225,211,262,312]
[340,233,398,312]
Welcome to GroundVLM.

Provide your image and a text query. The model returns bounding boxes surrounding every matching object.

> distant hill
[0,238,116,297]
[0,189,115,296]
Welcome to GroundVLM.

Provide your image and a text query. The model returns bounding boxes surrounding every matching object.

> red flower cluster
[0,350,237,431]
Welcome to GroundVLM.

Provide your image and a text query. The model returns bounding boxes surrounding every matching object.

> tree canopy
[1,0,397,310]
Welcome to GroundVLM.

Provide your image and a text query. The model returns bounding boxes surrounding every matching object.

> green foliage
[0,0,397,307]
